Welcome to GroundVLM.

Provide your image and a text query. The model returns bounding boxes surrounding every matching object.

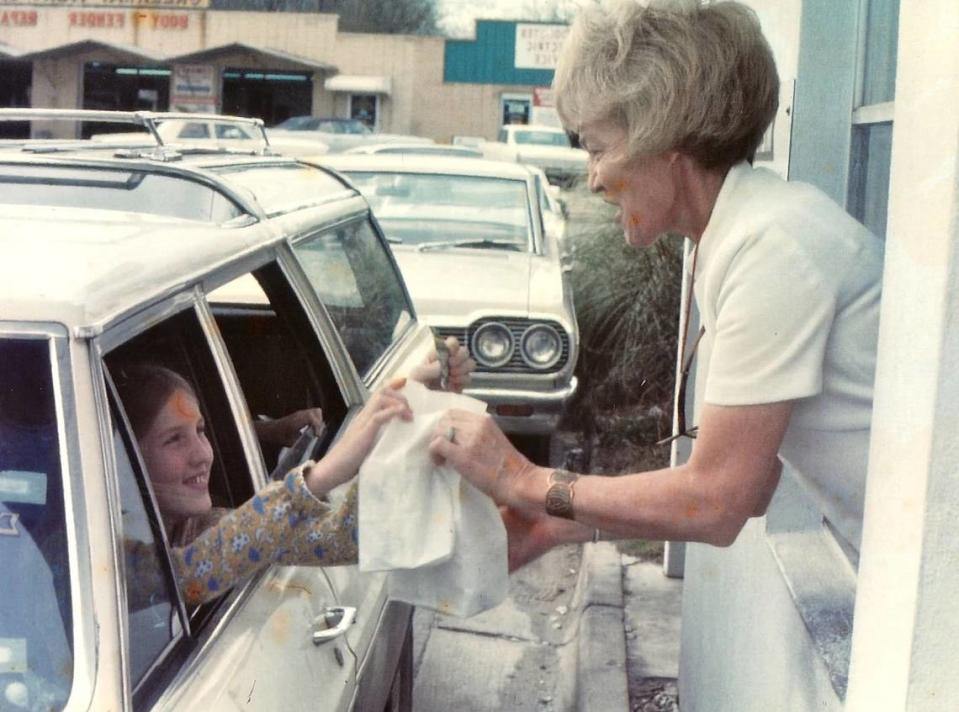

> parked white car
[91,115,331,155]
[318,154,579,462]
[485,124,588,188]
[0,110,434,710]
[270,116,433,154]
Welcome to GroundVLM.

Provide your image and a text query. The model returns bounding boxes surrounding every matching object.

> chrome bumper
[462,377,578,435]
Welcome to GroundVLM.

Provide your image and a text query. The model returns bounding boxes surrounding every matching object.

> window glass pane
[294,221,413,377]
[862,0,900,105]
[345,172,532,249]
[0,337,72,708]
[114,422,181,686]
[848,122,893,239]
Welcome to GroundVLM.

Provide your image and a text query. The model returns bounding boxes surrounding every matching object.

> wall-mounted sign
[514,23,568,70]
[0,8,36,24]
[69,10,124,26]
[171,63,218,113]
[132,10,188,29]
[0,0,209,8]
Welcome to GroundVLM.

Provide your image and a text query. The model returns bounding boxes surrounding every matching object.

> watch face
[546,482,575,519]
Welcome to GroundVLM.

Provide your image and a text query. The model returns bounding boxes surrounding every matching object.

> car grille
[434,318,571,374]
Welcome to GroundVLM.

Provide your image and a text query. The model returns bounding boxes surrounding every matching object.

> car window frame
[96,291,263,699]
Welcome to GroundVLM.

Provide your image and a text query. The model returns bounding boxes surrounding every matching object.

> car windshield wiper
[416,239,524,252]
[384,236,403,244]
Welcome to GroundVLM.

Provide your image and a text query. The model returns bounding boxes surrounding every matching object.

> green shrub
[561,185,684,445]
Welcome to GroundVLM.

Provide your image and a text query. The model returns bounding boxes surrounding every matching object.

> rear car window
[0,164,245,223]
[0,337,72,709]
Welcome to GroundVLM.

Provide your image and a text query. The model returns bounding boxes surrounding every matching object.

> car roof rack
[0,108,275,161]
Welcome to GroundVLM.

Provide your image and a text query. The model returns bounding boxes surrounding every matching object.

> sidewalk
[579,543,683,712]
[410,541,682,711]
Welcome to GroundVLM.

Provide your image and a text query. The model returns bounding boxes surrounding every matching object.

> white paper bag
[357,380,509,617]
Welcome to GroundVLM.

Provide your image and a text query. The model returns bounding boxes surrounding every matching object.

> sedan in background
[319,154,579,462]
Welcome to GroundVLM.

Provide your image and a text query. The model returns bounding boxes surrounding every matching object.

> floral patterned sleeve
[172,463,358,606]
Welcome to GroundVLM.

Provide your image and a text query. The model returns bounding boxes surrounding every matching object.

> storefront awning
[0,41,24,59]
[169,43,336,73]
[324,75,392,95]
[20,40,166,64]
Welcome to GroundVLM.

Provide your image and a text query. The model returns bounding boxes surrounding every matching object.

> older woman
[430,0,882,568]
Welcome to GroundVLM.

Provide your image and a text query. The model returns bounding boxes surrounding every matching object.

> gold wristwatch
[545,469,579,520]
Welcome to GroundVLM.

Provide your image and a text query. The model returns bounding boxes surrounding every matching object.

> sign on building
[170,63,218,113]
[531,86,560,128]
[0,0,210,6]
[514,23,568,70]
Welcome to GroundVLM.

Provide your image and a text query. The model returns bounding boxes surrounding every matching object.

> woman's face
[580,119,681,248]
[138,388,214,523]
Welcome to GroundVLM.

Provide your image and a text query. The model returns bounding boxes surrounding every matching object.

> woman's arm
[430,401,792,568]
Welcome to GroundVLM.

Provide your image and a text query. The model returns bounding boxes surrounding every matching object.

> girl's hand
[305,380,413,497]
[410,336,475,393]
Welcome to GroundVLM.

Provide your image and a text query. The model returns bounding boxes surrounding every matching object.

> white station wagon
[0,111,437,711]
[318,154,579,463]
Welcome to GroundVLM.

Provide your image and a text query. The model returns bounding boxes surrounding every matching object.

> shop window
[349,94,378,130]
[501,93,532,125]
[847,0,899,239]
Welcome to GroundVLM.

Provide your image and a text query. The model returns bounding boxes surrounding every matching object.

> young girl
[118,364,410,605]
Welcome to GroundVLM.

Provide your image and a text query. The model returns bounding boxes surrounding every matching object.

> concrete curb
[576,542,629,711]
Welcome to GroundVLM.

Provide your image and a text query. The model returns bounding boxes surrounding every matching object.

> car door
[99,287,357,711]
[286,216,435,704]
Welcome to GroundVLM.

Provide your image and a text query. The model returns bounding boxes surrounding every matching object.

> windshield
[512,130,571,148]
[0,337,72,708]
[345,172,533,250]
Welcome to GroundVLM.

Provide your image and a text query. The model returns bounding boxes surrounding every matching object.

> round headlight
[471,322,514,368]
[520,324,562,369]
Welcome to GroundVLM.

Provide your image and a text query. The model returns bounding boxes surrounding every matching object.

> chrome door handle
[312,606,356,645]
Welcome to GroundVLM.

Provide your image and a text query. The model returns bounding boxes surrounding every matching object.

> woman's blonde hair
[554,0,779,170]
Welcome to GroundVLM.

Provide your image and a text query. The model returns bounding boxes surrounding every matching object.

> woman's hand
[305,380,413,497]
[409,336,475,393]
[428,410,539,507]
[254,408,325,448]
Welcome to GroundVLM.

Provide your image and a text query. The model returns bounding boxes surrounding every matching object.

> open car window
[207,261,348,471]
[291,218,414,380]
[0,336,72,710]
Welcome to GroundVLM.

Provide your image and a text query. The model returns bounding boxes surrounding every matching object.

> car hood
[392,246,558,323]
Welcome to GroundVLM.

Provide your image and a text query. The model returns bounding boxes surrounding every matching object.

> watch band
[545,469,579,520]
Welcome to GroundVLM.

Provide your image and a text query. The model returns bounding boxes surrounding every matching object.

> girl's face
[138,388,214,523]
[579,119,682,248]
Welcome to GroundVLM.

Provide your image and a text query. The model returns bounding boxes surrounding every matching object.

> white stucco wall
[845,1,959,708]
